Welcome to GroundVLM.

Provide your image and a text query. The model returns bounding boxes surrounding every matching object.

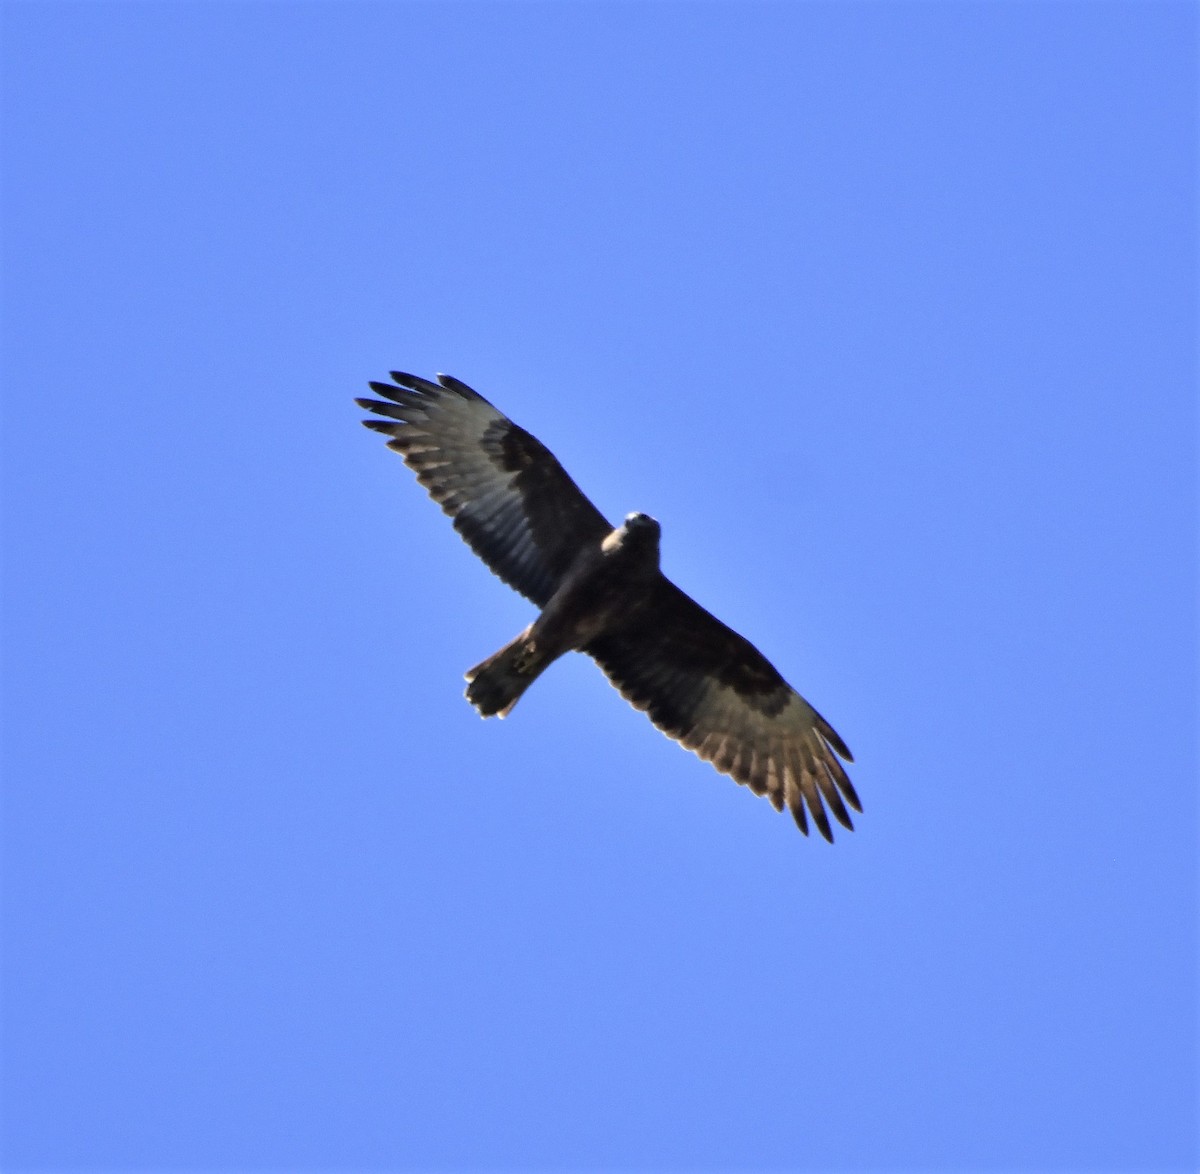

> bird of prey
[357,371,859,840]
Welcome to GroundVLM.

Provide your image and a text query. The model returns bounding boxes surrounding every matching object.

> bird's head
[619,512,662,569]
[601,512,661,567]
[623,511,661,540]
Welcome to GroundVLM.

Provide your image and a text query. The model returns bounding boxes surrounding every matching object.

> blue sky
[2,2,1195,1170]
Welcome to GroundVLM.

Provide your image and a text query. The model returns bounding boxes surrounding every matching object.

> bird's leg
[511,637,539,675]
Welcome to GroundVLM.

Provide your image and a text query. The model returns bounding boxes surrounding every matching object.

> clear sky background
[2,2,1196,1171]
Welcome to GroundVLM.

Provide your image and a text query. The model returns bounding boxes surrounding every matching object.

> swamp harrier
[357,372,859,840]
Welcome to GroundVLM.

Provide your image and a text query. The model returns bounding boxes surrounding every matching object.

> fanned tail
[464,627,548,718]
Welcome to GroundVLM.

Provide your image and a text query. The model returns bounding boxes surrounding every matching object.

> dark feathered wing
[358,372,612,607]
[585,577,859,841]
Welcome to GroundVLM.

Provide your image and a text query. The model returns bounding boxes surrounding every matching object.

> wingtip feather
[389,371,442,395]
[366,380,409,404]
[436,372,480,397]
[813,710,853,762]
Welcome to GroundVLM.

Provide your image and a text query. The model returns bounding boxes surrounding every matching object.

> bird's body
[357,371,860,840]
[465,512,662,718]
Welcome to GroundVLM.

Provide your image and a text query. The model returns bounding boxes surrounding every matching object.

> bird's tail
[464,627,550,718]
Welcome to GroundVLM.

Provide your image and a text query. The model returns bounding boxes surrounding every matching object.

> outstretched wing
[358,372,613,607]
[585,577,858,841]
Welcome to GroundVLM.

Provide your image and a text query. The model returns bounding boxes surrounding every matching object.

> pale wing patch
[358,372,611,606]
[586,582,858,842]
[679,686,856,841]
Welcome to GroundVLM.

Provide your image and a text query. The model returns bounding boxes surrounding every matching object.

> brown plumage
[357,371,859,841]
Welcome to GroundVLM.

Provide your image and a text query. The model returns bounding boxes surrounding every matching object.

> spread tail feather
[464,628,548,718]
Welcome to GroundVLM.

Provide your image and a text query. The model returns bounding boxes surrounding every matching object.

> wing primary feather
[357,397,410,420]
[712,736,737,776]
[819,762,856,831]
[389,371,443,395]
[820,748,863,813]
[764,736,786,812]
[812,709,853,762]
[760,740,778,803]
[808,747,854,831]
[736,742,764,796]
[746,742,775,804]
[787,740,833,842]
[752,730,782,808]
[805,781,834,843]
[436,373,484,398]
[365,381,408,404]
[368,379,433,405]
[785,763,811,836]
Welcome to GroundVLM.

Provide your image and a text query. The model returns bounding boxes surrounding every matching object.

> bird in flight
[357,372,859,840]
